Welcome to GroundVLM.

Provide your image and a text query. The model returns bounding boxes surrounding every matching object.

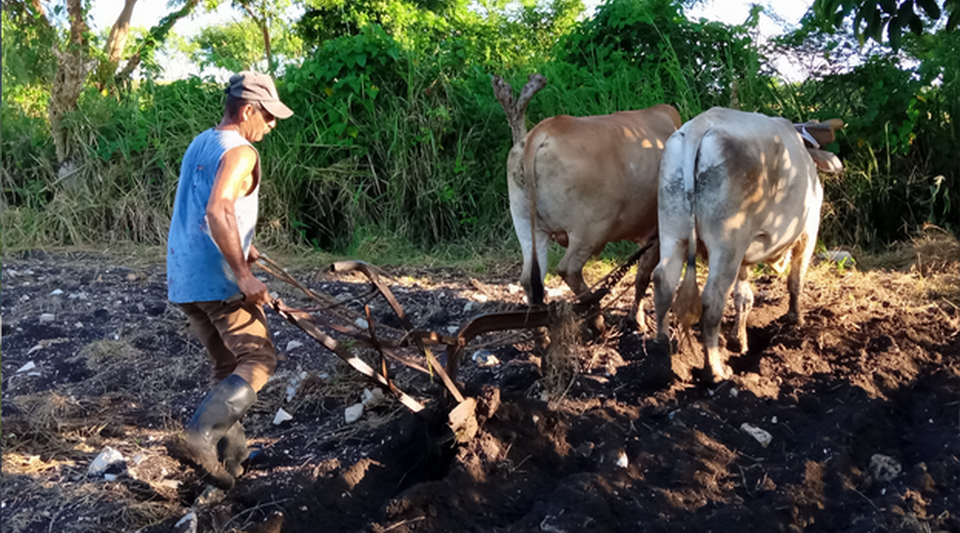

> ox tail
[673,127,706,330]
[522,133,545,306]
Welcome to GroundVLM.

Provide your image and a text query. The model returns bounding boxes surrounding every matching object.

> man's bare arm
[206,145,269,305]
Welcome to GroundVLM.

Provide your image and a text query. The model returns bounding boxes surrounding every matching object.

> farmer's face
[240,103,276,142]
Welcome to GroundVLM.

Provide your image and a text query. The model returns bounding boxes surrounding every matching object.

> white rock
[355,318,369,330]
[464,302,475,313]
[345,403,364,424]
[74,322,84,328]
[447,326,459,334]
[88,446,125,476]
[27,372,42,377]
[869,454,901,481]
[285,340,303,351]
[272,408,293,425]
[508,284,521,294]
[49,289,64,296]
[474,293,488,303]
[285,385,298,403]
[174,511,198,533]
[616,450,629,469]
[38,313,55,323]
[740,423,773,448]
[68,292,88,300]
[362,387,385,408]
[546,287,566,299]
[16,362,36,373]
[472,350,500,367]
[729,387,739,398]
[104,474,118,482]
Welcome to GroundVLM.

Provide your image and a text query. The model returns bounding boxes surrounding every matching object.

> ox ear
[807,148,844,174]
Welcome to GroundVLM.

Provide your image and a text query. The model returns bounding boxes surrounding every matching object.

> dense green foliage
[2,0,956,257]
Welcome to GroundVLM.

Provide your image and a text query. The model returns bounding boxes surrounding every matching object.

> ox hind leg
[513,211,550,307]
[701,250,742,383]
[630,238,660,333]
[652,235,686,345]
[557,239,605,332]
[786,232,815,327]
[732,264,753,354]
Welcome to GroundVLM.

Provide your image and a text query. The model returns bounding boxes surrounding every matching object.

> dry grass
[0,473,180,533]
[74,339,142,370]
[541,302,585,400]
[4,392,94,454]
[808,227,960,320]
[856,225,959,306]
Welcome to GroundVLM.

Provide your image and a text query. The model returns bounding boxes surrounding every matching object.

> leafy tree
[296,0,584,67]
[1,0,201,171]
[812,0,957,49]
[193,0,301,73]
[558,0,764,116]
[188,16,303,72]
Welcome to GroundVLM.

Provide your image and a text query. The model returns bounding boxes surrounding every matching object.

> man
[166,71,293,490]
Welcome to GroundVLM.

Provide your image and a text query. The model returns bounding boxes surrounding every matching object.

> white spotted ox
[499,94,681,326]
[653,107,842,382]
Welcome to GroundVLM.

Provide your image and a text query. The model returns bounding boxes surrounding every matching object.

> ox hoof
[784,312,805,328]
[703,365,733,385]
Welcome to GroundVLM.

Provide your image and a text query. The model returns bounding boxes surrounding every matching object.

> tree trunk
[239,2,272,72]
[262,20,273,73]
[49,0,89,167]
[116,0,200,85]
[96,0,138,90]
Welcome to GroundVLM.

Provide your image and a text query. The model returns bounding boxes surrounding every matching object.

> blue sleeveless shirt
[167,129,260,303]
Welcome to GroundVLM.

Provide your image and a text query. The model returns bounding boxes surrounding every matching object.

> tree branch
[116,0,200,83]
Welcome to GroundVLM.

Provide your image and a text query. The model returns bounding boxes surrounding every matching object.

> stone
[285,340,303,351]
[741,423,773,448]
[362,388,385,408]
[345,403,364,424]
[88,446,125,477]
[869,454,901,482]
[273,408,293,425]
[174,512,198,533]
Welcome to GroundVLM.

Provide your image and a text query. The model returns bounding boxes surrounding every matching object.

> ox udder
[510,104,681,330]
[653,107,825,383]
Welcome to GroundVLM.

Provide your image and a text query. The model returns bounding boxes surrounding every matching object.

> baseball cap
[225,71,294,120]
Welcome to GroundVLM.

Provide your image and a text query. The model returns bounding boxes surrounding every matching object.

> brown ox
[653,107,842,383]
[503,97,681,327]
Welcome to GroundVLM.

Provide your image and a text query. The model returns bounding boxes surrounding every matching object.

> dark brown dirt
[2,248,959,533]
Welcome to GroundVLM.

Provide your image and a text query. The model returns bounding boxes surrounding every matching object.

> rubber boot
[183,374,256,490]
[218,421,248,478]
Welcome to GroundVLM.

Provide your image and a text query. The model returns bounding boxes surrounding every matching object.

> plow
[248,242,654,445]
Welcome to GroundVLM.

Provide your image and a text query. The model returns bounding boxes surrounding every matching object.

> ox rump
[509,105,681,329]
[653,107,842,383]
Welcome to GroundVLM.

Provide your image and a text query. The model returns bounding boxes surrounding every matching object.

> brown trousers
[179,301,277,392]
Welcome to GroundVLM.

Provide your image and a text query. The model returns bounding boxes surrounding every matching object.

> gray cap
[225,71,294,119]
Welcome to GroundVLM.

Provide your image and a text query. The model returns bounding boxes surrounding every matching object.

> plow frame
[253,242,652,440]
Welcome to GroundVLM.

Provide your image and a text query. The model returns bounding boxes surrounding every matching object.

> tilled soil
[2,248,958,533]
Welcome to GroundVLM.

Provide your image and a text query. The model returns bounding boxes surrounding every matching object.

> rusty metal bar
[331,261,414,331]
[444,309,552,379]
[271,300,427,414]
